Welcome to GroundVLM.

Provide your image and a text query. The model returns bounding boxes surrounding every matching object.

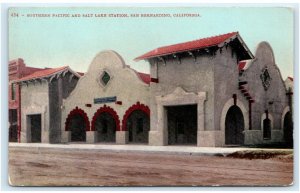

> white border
[1,1,299,192]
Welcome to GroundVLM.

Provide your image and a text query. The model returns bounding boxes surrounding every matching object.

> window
[260,68,271,90]
[97,70,113,88]
[263,118,271,139]
[137,118,143,134]
[101,71,110,85]
[11,83,16,100]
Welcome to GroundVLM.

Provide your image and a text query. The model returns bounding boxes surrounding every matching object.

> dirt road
[8,147,293,186]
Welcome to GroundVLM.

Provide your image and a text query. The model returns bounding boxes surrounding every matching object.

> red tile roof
[125,65,150,84]
[135,32,238,61]
[137,72,150,84]
[17,66,69,82]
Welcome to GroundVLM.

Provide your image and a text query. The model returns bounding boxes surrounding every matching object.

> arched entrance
[225,105,245,145]
[126,110,150,143]
[70,114,86,142]
[91,105,120,143]
[283,111,293,147]
[122,102,150,144]
[65,107,90,142]
[93,112,116,142]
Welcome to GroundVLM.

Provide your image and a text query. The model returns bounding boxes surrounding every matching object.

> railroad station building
[60,32,293,147]
[11,32,293,147]
[14,66,81,143]
[61,51,151,144]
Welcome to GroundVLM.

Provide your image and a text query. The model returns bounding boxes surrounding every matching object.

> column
[116,130,128,144]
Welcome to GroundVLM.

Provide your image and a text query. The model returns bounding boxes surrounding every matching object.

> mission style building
[13,32,293,147]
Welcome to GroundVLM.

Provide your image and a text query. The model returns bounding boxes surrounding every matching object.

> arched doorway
[126,110,150,143]
[225,105,245,145]
[283,111,293,147]
[94,112,116,143]
[91,105,120,143]
[65,107,89,142]
[69,114,86,142]
[122,102,150,144]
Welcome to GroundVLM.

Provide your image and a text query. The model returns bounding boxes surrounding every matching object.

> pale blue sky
[9,7,293,78]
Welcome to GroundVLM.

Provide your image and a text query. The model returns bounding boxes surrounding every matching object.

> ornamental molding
[97,68,114,89]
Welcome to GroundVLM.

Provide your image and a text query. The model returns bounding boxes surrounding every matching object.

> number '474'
[11,13,19,17]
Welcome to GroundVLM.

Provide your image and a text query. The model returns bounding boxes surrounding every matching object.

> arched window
[263,118,271,139]
[261,112,273,140]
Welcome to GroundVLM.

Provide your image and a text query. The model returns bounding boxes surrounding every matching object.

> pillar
[86,131,96,143]
[116,131,128,144]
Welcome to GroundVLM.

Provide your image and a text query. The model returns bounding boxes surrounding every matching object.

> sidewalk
[8,142,293,156]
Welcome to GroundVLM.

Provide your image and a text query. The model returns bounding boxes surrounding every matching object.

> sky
[9,7,294,78]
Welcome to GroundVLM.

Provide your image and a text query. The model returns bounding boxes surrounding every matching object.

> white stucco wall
[20,81,49,143]
[239,42,289,144]
[61,50,150,143]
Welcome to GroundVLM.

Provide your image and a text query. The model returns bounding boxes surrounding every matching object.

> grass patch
[226,150,293,160]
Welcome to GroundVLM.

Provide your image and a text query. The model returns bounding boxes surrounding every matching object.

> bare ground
[8,147,293,186]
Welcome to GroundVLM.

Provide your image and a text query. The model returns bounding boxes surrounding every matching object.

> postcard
[8,6,294,186]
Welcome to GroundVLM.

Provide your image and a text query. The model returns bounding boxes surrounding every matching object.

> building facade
[15,66,81,143]
[61,51,150,144]
[13,32,293,147]
[135,32,292,147]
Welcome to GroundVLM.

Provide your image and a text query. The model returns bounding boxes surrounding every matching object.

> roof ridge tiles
[16,66,70,82]
[135,31,239,61]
